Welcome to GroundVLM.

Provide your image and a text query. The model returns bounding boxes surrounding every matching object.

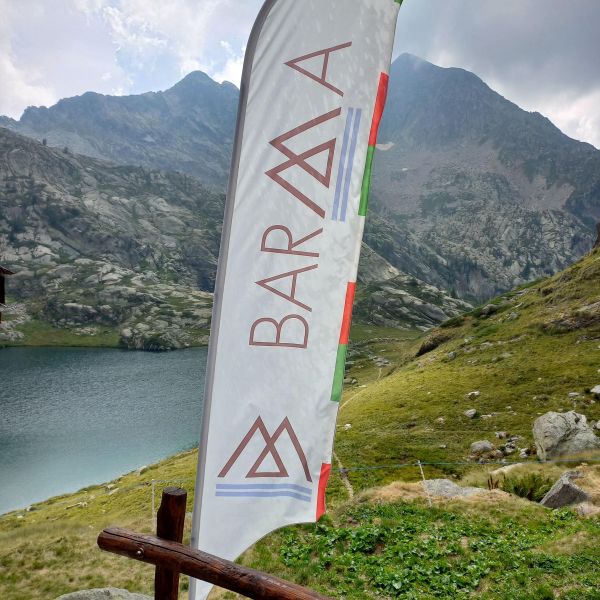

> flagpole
[188,2,280,598]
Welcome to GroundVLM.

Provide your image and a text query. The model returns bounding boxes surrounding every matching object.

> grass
[335,248,600,491]
[1,457,598,599]
[3,319,121,348]
[241,497,600,600]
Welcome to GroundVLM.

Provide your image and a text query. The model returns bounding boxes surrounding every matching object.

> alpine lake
[0,346,206,514]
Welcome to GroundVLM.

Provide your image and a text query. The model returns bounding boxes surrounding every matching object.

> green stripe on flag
[359,145,376,217]
[330,344,348,403]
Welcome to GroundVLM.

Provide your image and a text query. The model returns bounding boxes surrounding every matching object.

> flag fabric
[190,1,400,597]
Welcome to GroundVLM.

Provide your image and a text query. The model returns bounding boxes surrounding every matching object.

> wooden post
[155,487,187,600]
[98,528,331,600]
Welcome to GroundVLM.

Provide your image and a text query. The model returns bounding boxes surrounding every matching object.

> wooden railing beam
[98,527,330,600]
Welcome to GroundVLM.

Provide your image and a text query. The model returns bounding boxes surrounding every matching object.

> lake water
[0,347,206,514]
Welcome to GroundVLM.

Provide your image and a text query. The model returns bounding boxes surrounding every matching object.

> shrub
[502,472,554,502]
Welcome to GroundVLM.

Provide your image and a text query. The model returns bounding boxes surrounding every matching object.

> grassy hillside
[1,451,598,600]
[1,249,599,599]
[336,247,600,490]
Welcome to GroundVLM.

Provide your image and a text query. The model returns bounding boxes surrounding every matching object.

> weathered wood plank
[98,527,330,600]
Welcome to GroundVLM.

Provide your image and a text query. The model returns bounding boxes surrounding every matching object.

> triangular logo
[285,41,352,96]
[265,108,341,218]
[219,416,312,482]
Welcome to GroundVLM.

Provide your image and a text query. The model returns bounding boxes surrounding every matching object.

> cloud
[72,0,260,86]
[212,41,245,85]
[0,0,133,118]
[0,1,56,118]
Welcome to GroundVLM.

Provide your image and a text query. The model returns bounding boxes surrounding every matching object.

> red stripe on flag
[368,72,389,146]
[339,281,356,344]
[316,462,332,520]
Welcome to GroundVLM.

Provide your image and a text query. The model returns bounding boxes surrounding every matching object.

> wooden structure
[98,487,329,600]
[0,266,14,323]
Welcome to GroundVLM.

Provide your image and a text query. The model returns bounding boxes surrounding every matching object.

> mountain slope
[0,72,238,186]
[2,56,599,304]
[368,53,600,301]
[0,128,466,347]
[336,246,600,490]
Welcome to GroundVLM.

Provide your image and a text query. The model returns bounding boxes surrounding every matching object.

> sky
[0,0,599,148]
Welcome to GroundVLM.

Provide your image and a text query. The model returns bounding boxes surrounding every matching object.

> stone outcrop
[55,588,151,600]
[422,479,485,498]
[533,411,600,460]
[540,471,589,509]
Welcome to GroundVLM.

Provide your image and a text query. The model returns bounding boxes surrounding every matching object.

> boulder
[591,385,600,394]
[540,471,589,509]
[464,409,477,419]
[470,440,494,455]
[481,304,498,316]
[422,479,484,498]
[56,589,151,600]
[533,411,600,460]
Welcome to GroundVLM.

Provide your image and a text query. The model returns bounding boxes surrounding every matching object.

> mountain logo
[218,416,312,482]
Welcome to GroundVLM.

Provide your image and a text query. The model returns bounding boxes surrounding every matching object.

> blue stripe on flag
[216,483,312,494]
[340,108,362,222]
[215,491,312,502]
[332,108,354,221]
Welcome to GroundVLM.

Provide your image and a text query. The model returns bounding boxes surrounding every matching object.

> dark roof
[0,266,15,275]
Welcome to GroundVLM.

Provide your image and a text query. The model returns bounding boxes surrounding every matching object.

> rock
[464,409,477,419]
[470,440,494,455]
[481,304,498,316]
[591,385,600,394]
[55,588,151,600]
[422,479,484,498]
[575,502,600,518]
[495,431,508,439]
[540,471,590,508]
[343,423,352,431]
[435,416,446,424]
[467,390,480,398]
[446,351,457,361]
[568,392,580,398]
[533,411,600,460]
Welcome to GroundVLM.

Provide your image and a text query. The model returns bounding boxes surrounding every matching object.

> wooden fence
[98,487,330,600]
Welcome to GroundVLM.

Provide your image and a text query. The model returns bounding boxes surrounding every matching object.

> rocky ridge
[0,128,468,348]
[3,55,599,303]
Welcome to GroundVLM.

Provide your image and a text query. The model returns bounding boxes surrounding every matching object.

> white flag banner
[190,1,400,597]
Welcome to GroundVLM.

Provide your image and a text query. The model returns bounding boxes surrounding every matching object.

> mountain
[0,128,465,348]
[0,72,238,187]
[2,55,599,304]
[0,127,221,348]
[368,53,600,301]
